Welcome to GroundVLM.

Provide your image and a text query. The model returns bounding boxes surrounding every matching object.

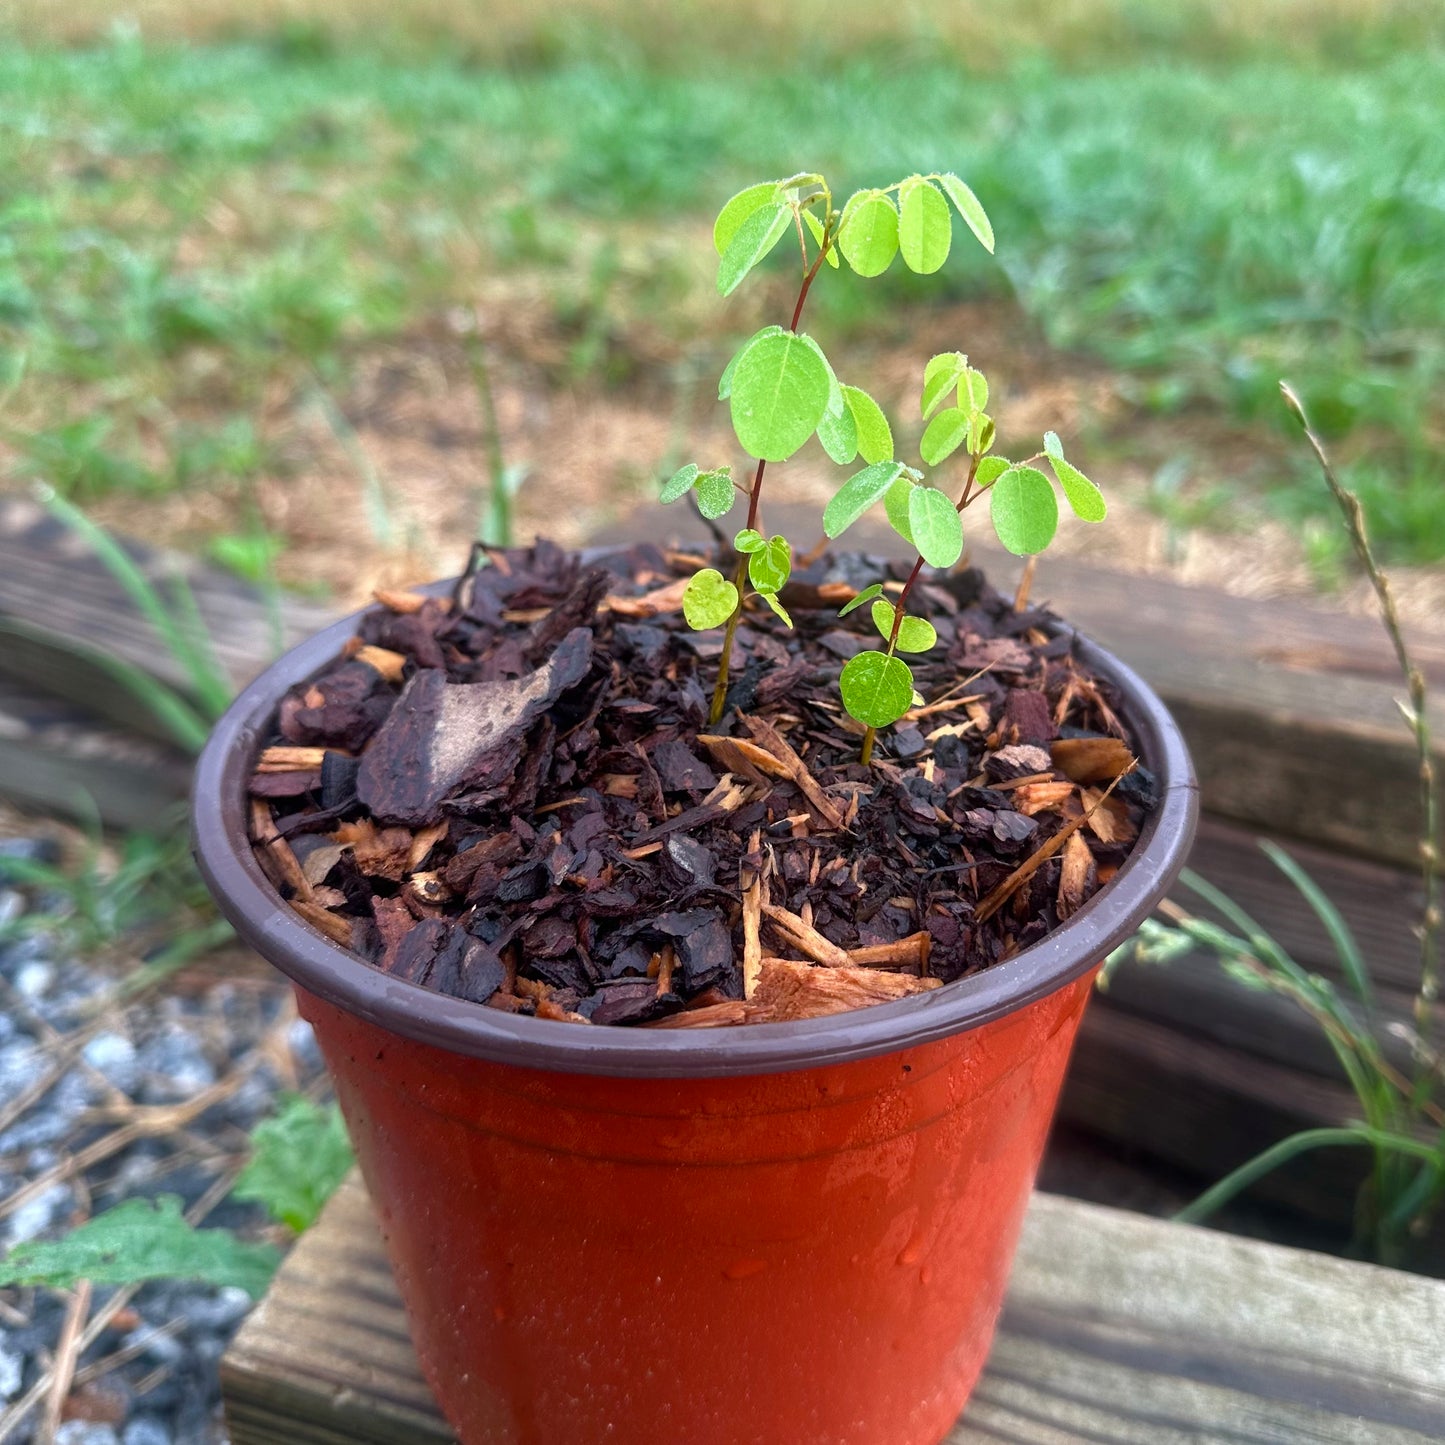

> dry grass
[8,0,1442,64]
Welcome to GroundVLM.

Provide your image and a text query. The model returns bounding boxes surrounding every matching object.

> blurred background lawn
[1,0,1442,597]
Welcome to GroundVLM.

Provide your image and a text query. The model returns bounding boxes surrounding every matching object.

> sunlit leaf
[717,202,791,297]
[935,172,994,254]
[921,352,967,419]
[729,330,831,461]
[968,412,996,455]
[1049,454,1107,522]
[682,568,740,629]
[884,475,914,543]
[0,1197,280,1299]
[695,469,736,519]
[976,455,1013,487]
[802,207,839,268]
[871,599,937,653]
[838,582,884,617]
[660,462,699,504]
[718,325,782,400]
[840,651,914,728]
[798,333,845,418]
[920,407,970,466]
[837,191,899,278]
[233,1096,353,1234]
[842,385,894,463]
[817,403,858,464]
[908,485,964,567]
[734,528,765,553]
[898,177,952,275]
[1043,429,1064,460]
[823,460,906,538]
[761,590,793,627]
[964,367,989,412]
[713,182,778,255]
[748,534,792,594]
[990,465,1059,555]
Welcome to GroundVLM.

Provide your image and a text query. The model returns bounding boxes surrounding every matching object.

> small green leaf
[1049,454,1107,523]
[935,172,994,254]
[838,582,883,617]
[714,182,778,256]
[908,486,964,568]
[898,177,952,275]
[660,462,699,504]
[233,1096,354,1234]
[730,330,832,462]
[717,202,791,297]
[871,600,936,653]
[823,460,906,538]
[990,466,1060,555]
[734,528,765,554]
[695,469,736,519]
[683,568,740,629]
[817,403,859,465]
[719,325,781,401]
[747,534,791,594]
[802,207,839,268]
[840,651,914,728]
[842,385,893,463]
[920,407,970,466]
[884,475,915,543]
[0,1197,281,1299]
[761,591,793,627]
[968,412,996,455]
[1043,430,1064,460]
[976,455,1013,487]
[921,352,967,419]
[837,191,899,278]
[964,367,989,413]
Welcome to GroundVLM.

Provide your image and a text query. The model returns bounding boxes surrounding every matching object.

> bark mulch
[247,541,1154,1028]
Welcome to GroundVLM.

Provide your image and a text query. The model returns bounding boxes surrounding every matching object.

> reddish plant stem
[708,234,833,725]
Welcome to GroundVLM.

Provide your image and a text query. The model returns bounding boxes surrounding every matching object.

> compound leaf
[871,599,937,653]
[683,568,740,629]
[975,455,1013,487]
[842,385,894,463]
[729,330,831,462]
[990,465,1059,555]
[920,407,970,466]
[717,202,791,297]
[908,485,964,568]
[837,191,899,278]
[660,462,699,504]
[921,352,967,419]
[718,325,781,400]
[713,182,778,255]
[823,459,906,538]
[898,177,952,275]
[935,172,995,254]
[840,651,914,728]
[1049,454,1107,522]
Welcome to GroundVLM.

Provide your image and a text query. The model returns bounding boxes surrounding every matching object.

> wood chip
[739,714,846,830]
[697,734,792,784]
[373,587,436,614]
[644,1000,749,1028]
[656,944,676,997]
[408,821,448,872]
[352,644,409,683]
[603,575,690,618]
[1081,787,1139,845]
[1050,735,1135,784]
[762,904,851,968]
[741,828,764,1000]
[1057,830,1095,919]
[255,746,330,772]
[1011,780,1078,816]
[747,960,942,1022]
[846,932,932,970]
[289,900,354,946]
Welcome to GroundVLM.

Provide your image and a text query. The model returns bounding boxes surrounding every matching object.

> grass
[0,13,1442,559]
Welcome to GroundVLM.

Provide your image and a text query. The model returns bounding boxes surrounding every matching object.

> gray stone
[0,888,23,931]
[122,1324,186,1366]
[0,1072,91,1152]
[0,837,61,865]
[122,1419,173,1445]
[3,1181,73,1247]
[13,958,54,1002]
[0,1335,23,1400]
[137,1025,216,1102]
[83,1032,139,1094]
[56,1423,120,1445]
[173,1285,252,1332]
[0,1040,45,1098]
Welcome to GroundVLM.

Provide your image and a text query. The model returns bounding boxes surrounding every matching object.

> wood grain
[223,1173,1445,1444]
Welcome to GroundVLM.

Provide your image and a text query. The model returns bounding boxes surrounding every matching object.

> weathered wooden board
[223,1172,1445,1444]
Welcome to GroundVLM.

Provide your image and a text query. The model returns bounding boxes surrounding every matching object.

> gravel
[0,847,328,1444]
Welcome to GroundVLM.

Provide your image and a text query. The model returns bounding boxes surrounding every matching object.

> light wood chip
[353,645,408,683]
[603,576,689,618]
[741,828,764,1000]
[697,734,791,784]
[1050,735,1135,784]
[747,960,941,1022]
[1012,780,1078,816]
[739,714,847,830]
[846,932,932,970]
[255,746,329,772]
[644,1001,749,1029]
[407,821,448,872]
[1057,830,1096,919]
[762,904,851,968]
[373,587,434,614]
[289,900,354,946]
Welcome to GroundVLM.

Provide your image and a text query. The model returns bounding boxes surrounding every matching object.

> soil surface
[248,541,1153,1026]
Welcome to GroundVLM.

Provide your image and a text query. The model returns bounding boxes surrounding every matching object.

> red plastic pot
[193,593,1196,1445]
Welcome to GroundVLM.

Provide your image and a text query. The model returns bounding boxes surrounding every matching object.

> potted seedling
[193,171,1196,1445]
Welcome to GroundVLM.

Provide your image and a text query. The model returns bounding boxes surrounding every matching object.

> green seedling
[661,171,1106,758]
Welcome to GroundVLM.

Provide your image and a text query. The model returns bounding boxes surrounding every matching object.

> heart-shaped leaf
[682,568,740,630]
[719,325,782,400]
[733,528,765,554]
[899,177,952,275]
[695,469,735,519]
[840,651,914,728]
[747,534,792,594]
[823,460,906,538]
[870,599,937,653]
[990,466,1059,555]
[908,485,964,568]
[729,329,831,462]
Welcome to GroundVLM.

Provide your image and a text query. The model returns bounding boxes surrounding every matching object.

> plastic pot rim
[192,577,1198,1079]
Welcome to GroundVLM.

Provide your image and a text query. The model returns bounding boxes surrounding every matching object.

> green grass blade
[1258,839,1375,1008]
